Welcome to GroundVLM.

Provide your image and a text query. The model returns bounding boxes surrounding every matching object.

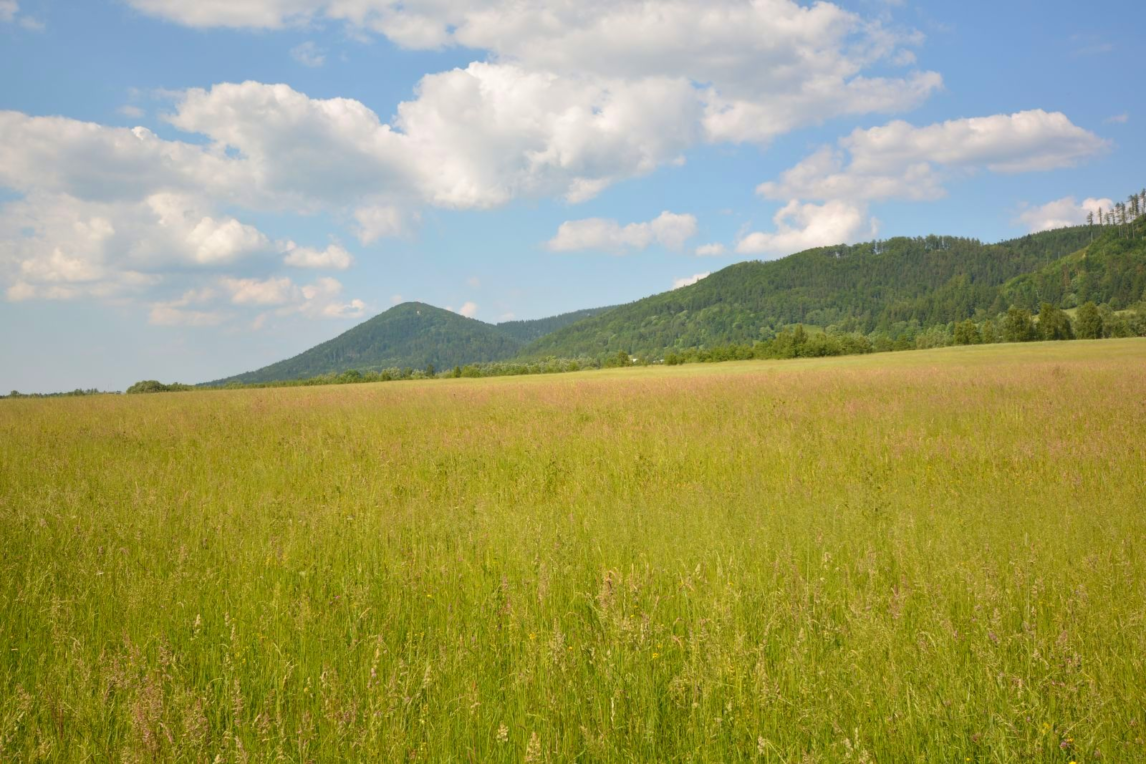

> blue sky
[1,0,1142,392]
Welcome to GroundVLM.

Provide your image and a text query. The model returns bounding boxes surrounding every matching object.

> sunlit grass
[2,339,1145,761]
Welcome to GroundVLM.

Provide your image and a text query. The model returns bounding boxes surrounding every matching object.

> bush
[126,380,193,394]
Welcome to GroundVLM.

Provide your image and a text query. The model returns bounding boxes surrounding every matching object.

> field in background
[2,340,1145,761]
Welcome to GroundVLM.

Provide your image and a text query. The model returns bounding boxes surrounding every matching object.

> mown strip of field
[2,340,1145,761]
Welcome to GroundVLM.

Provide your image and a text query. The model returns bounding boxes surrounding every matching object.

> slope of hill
[1001,219,1146,310]
[495,306,617,343]
[519,226,1101,358]
[205,224,1144,385]
[208,303,524,385]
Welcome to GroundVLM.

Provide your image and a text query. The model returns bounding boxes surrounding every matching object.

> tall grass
[2,340,1145,762]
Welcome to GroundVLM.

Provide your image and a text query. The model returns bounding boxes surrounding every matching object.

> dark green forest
[210,304,618,385]
[495,306,617,343]
[207,303,524,385]
[520,226,1104,359]
[182,193,1146,389]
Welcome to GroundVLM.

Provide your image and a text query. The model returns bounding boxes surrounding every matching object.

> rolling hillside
[495,306,617,343]
[208,303,524,385]
[207,223,1145,385]
[1001,222,1146,310]
[519,226,1104,358]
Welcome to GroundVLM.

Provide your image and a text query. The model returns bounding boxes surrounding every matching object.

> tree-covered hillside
[495,306,617,343]
[1001,219,1146,311]
[203,212,1146,387]
[519,227,1100,359]
[208,303,524,385]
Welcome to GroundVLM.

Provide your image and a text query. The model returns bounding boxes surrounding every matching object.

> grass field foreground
[2,340,1146,761]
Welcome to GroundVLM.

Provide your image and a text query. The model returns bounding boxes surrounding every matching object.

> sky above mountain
[1,0,1142,392]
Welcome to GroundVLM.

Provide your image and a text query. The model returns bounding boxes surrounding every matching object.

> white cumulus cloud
[1015,196,1114,233]
[223,275,297,306]
[548,211,698,254]
[223,275,366,318]
[694,243,726,257]
[0,191,270,302]
[125,1,938,148]
[123,0,318,29]
[737,200,878,258]
[758,110,1109,204]
[2,0,949,321]
[672,272,710,290]
[282,242,354,269]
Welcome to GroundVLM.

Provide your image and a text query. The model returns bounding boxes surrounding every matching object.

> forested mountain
[206,218,1146,386]
[1001,223,1146,311]
[208,303,524,385]
[496,306,617,343]
[519,227,1102,359]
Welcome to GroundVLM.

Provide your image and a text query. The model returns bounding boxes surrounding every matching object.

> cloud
[393,64,702,206]
[119,105,146,119]
[291,41,325,67]
[672,272,710,290]
[148,305,228,326]
[0,191,271,303]
[1015,196,1114,233]
[222,275,366,318]
[149,288,229,326]
[223,275,296,306]
[282,242,354,269]
[126,0,940,146]
[123,0,317,29]
[547,211,698,253]
[157,74,699,210]
[146,193,272,264]
[0,1,16,23]
[737,200,878,258]
[297,277,365,318]
[3,0,944,322]
[694,243,726,257]
[1104,114,1128,125]
[703,71,941,144]
[0,114,243,202]
[354,205,410,243]
[758,110,1109,204]
[456,301,478,318]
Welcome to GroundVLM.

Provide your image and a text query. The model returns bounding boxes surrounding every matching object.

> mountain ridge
[517,226,1105,359]
[207,222,1146,385]
[206,303,520,385]
[206,300,618,385]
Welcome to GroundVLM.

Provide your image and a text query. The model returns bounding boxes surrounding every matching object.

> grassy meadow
[2,339,1146,762]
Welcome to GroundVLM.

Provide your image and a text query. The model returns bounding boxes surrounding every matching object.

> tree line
[1086,189,1146,236]
[2,388,113,400]
[100,296,1146,395]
